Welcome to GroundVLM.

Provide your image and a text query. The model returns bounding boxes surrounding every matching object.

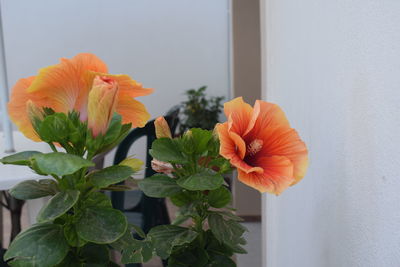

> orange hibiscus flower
[216,97,308,195]
[8,53,153,141]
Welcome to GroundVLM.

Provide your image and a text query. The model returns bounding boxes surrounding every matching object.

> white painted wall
[0,0,230,161]
[262,1,400,267]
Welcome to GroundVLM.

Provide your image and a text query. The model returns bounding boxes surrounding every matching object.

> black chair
[111,107,179,267]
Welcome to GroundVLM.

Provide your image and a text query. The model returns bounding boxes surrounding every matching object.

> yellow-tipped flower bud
[87,76,119,137]
[154,116,172,139]
[119,157,144,172]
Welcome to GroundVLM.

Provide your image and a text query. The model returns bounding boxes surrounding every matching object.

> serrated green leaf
[213,210,244,222]
[0,151,42,166]
[207,186,232,208]
[130,224,146,239]
[32,152,94,176]
[94,123,132,155]
[102,113,122,145]
[111,226,153,264]
[121,239,153,264]
[87,165,134,188]
[169,191,196,207]
[9,179,58,200]
[4,223,69,267]
[38,113,69,143]
[37,190,79,222]
[190,128,213,154]
[76,207,127,244]
[207,254,236,267]
[168,247,209,267]
[149,138,187,163]
[148,225,198,259]
[177,168,224,191]
[138,174,182,198]
[208,213,247,253]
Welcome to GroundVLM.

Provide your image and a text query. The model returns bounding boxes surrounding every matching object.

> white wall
[0,0,230,157]
[262,1,400,267]
[0,0,229,123]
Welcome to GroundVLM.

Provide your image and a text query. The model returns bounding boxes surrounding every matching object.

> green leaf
[38,113,69,143]
[169,191,196,207]
[9,179,58,200]
[63,223,87,247]
[4,223,69,267]
[171,214,192,226]
[149,138,187,163]
[191,128,213,154]
[207,254,236,267]
[37,190,80,222]
[148,225,198,259]
[207,157,232,173]
[207,186,232,208]
[102,113,122,145]
[95,123,132,155]
[130,223,146,239]
[138,174,182,198]
[121,239,153,264]
[79,243,110,265]
[76,207,127,244]
[111,226,153,264]
[54,253,82,267]
[82,191,112,208]
[0,151,42,166]
[213,210,244,222]
[208,213,247,253]
[87,165,134,188]
[177,169,224,191]
[32,152,94,176]
[168,247,209,267]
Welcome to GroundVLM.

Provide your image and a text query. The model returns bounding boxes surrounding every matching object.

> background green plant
[179,86,224,134]
[138,128,247,266]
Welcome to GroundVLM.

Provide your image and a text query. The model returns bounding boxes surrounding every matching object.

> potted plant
[1,53,308,266]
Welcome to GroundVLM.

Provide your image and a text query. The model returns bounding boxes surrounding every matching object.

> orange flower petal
[85,72,153,98]
[246,100,290,137]
[67,53,108,117]
[237,155,294,194]
[7,77,40,141]
[216,123,262,174]
[116,97,150,128]
[224,97,254,136]
[259,126,308,184]
[28,53,108,119]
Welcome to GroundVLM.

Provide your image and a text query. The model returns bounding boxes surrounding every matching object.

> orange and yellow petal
[67,53,108,116]
[87,76,119,137]
[238,156,294,195]
[224,97,254,136]
[8,77,40,141]
[27,58,84,114]
[27,53,109,119]
[116,97,150,128]
[68,53,108,74]
[260,126,308,184]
